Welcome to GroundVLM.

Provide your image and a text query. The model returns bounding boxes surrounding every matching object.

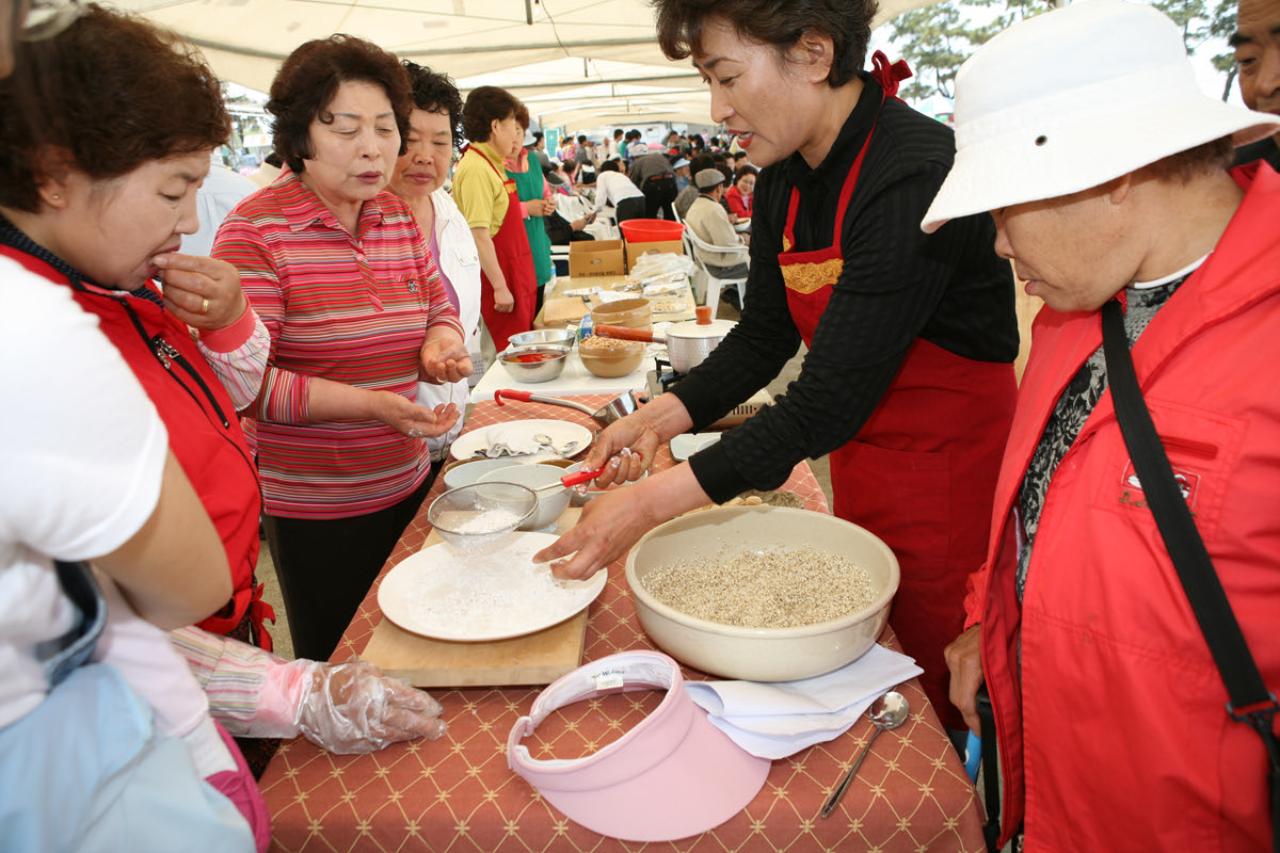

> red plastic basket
[619,219,684,243]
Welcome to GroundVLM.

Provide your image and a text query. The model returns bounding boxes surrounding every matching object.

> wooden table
[259,395,987,852]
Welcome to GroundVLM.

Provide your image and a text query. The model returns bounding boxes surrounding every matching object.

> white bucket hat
[921,0,1280,234]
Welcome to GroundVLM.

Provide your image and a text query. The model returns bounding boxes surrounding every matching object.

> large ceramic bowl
[625,505,899,681]
[578,336,646,378]
[590,297,652,331]
[477,463,571,530]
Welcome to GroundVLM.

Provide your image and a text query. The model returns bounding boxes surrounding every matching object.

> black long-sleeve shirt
[671,73,1018,503]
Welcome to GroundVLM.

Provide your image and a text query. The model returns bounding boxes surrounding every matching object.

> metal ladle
[819,691,911,819]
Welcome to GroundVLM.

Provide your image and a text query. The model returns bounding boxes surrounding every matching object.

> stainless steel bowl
[508,328,576,350]
[497,345,570,383]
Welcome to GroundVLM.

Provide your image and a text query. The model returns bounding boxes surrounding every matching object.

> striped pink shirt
[213,169,463,520]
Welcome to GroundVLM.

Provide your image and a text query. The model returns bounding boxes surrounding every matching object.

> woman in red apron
[536,6,1018,734]
[454,87,537,352]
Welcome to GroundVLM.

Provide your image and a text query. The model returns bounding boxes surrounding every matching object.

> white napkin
[594,290,637,304]
[482,425,543,457]
[684,645,923,759]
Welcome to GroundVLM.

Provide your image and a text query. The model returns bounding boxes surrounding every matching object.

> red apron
[462,144,537,351]
[778,54,1016,730]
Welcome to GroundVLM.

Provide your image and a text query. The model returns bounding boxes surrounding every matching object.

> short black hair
[0,5,230,211]
[268,34,411,174]
[600,159,621,173]
[689,153,715,175]
[654,0,877,88]
[401,60,463,150]
[462,85,523,143]
[576,134,587,144]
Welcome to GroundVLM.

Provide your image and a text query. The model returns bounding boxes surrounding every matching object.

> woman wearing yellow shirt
[451,86,536,351]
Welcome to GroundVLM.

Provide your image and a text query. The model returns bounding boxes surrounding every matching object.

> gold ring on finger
[200,296,210,314]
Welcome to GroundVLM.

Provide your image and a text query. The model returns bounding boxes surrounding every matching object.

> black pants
[615,196,646,224]
[265,471,435,661]
[642,175,678,221]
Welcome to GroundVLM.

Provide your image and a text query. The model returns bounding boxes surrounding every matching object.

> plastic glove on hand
[297,660,446,754]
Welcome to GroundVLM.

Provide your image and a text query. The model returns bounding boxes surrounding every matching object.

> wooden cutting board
[359,509,590,688]
[540,296,589,328]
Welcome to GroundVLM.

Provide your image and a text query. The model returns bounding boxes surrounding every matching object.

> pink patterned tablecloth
[260,395,986,852]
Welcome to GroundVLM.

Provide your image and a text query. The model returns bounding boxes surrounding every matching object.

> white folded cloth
[683,645,923,759]
[482,425,544,457]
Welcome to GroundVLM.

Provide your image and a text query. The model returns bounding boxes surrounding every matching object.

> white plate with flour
[377,532,607,642]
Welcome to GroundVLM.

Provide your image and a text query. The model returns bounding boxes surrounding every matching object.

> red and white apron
[778,54,1017,729]
[462,144,537,351]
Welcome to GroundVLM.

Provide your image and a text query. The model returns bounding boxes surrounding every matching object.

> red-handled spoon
[531,466,605,494]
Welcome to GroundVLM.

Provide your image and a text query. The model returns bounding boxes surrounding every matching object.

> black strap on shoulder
[1102,299,1279,851]
[976,685,1002,852]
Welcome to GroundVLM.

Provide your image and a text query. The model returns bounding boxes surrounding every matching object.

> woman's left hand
[420,331,474,384]
[298,660,447,754]
[153,253,247,331]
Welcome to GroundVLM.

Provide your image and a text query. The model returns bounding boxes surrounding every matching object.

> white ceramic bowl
[442,457,531,491]
[625,505,900,682]
[478,463,571,530]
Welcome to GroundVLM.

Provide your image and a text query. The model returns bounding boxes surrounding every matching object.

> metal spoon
[819,691,911,819]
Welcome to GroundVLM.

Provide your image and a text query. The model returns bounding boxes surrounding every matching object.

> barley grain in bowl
[625,506,899,681]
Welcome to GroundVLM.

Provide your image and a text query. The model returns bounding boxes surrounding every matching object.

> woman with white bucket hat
[930,1,1280,849]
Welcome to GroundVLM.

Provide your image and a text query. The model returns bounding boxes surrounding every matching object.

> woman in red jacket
[930,3,1280,849]
[0,5,273,650]
[724,164,756,220]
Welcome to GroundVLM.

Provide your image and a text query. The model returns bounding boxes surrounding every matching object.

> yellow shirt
[452,141,509,234]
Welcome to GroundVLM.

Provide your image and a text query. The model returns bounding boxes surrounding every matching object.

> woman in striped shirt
[214,36,470,662]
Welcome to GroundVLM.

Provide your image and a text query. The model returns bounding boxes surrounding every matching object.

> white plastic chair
[683,227,749,317]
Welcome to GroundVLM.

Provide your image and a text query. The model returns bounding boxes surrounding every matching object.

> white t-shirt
[182,162,259,257]
[0,258,168,728]
[593,170,645,215]
[416,188,485,457]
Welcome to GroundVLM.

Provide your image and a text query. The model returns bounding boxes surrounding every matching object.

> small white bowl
[625,505,900,682]
[477,463,571,530]
[442,458,529,491]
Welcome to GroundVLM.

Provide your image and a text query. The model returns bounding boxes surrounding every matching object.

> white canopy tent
[110,0,942,126]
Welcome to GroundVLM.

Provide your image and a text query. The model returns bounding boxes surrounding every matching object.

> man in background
[684,168,748,279]
[630,144,678,220]
[1232,0,1280,168]
[675,154,715,219]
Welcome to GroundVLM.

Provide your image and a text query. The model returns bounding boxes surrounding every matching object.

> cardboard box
[569,240,626,278]
[625,239,685,272]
